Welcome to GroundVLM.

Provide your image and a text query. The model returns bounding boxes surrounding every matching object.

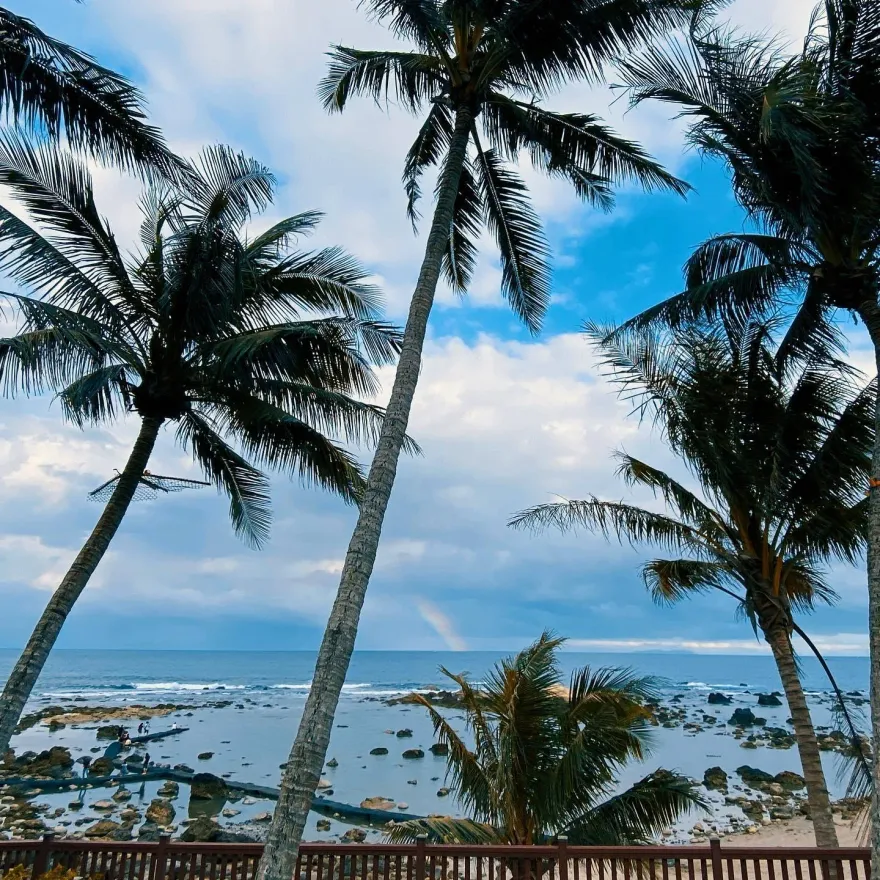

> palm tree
[261,1,701,872]
[0,6,177,176]
[0,132,407,754]
[510,319,874,847]
[608,4,880,855]
[387,632,703,846]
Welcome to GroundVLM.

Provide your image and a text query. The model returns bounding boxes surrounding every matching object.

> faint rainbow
[416,599,467,651]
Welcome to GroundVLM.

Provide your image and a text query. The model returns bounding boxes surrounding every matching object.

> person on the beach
[138,723,144,735]
[143,752,150,773]
[171,722,178,730]
[81,756,91,777]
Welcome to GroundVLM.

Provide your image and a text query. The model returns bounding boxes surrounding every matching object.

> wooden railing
[0,835,869,880]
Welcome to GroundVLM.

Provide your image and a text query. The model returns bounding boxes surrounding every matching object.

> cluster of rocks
[16,702,233,734]
[0,746,75,781]
[383,691,464,709]
[693,764,814,837]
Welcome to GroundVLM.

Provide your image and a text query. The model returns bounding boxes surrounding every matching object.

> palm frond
[403,101,453,227]
[509,498,707,556]
[564,771,705,844]
[642,558,727,605]
[176,410,272,549]
[386,817,502,844]
[213,394,366,504]
[472,140,549,334]
[58,364,130,426]
[318,46,444,113]
[0,7,179,177]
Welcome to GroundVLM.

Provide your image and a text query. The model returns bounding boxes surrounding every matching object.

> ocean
[0,649,870,842]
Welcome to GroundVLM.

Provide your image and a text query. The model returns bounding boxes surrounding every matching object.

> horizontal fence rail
[0,836,869,880]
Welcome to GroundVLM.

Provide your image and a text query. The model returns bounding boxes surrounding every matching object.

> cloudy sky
[1,0,869,656]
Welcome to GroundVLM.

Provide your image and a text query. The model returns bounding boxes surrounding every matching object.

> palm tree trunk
[857,303,880,880]
[765,626,839,847]
[257,104,475,880]
[0,416,163,755]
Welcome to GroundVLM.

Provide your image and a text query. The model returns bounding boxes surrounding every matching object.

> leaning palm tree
[0,6,177,175]
[0,132,406,754]
[607,3,880,856]
[261,1,700,872]
[510,319,874,847]
[388,632,703,846]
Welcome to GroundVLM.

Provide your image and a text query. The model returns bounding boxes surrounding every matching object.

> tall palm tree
[604,0,880,855]
[261,1,700,873]
[0,132,407,754]
[0,6,177,176]
[387,633,704,847]
[510,319,874,847]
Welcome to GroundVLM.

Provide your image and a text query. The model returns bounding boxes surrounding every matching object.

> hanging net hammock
[88,470,210,503]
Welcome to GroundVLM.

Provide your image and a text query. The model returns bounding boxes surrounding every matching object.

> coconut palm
[261,0,700,872]
[510,319,874,847]
[388,632,703,846]
[0,6,177,176]
[0,132,407,754]
[608,4,880,852]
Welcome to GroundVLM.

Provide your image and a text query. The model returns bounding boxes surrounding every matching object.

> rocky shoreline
[0,685,868,846]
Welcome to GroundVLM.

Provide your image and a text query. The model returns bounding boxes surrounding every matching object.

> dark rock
[89,757,116,776]
[157,781,179,798]
[703,767,728,791]
[96,725,121,740]
[402,749,424,759]
[429,743,449,756]
[174,763,195,773]
[370,748,389,756]
[396,729,414,738]
[145,799,175,825]
[437,787,450,797]
[85,819,131,840]
[343,828,367,842]
[181,816,223,842]
[386,691,462,709]
[316,819,332,832]
[774,770,806,790]
[707,693,732,705]
[729,709,766,727]
[757,693,783,707]
[736,765,775,787]
[138,822,161,841]
[190,772,228,800]
[326,758,338,768]
[197,752,214,761]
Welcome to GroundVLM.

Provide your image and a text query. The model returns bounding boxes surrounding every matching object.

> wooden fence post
[415,835,427,880]
[32,833,55,878]
[709,837,722,880]
[558,836,569,880]
[151,835,171,880]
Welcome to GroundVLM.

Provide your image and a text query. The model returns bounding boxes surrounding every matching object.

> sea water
[0,649,870,841]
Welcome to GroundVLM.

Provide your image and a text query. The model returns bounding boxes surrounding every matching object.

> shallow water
[1,649,869,842]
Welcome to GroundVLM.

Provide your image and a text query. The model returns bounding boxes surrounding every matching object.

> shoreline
[0,664,867,846]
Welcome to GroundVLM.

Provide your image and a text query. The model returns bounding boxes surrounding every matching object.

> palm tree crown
[320,0,692,332]
[611,0,880,353]
[389,633,702,846]
[0,6,178,177]
[0,133,404,546]
[512,320,873,635]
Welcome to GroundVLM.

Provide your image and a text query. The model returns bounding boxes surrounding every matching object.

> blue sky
[1,0,870,656]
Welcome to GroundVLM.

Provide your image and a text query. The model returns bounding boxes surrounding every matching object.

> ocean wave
[684,681,746,690]
[40,681,439,701]
[132,682,247,692]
